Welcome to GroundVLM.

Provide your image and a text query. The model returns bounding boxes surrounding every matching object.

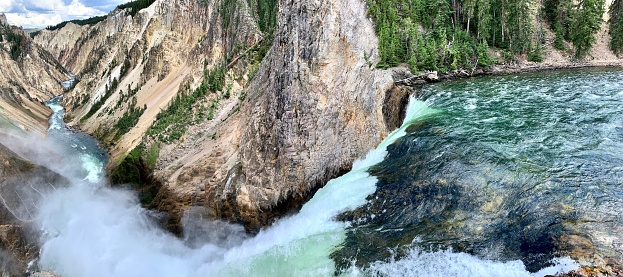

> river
[34,69,623,276]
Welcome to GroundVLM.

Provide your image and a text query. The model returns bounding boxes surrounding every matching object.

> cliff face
[33,0,395,231]
[34,0,261,164]
[0,22,67,136]
[167,0,395,229]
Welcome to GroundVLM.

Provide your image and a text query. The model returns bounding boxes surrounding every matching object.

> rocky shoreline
[393,60,623,88]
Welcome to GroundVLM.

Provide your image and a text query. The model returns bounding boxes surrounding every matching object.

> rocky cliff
[31,0,396,231]
[34,0,262,164]
[166,0,396,230]
[0,21,67,136]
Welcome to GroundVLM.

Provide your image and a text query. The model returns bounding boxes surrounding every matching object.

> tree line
[117,0,156,17]
[367,0,620,73]
[45,16,107,31]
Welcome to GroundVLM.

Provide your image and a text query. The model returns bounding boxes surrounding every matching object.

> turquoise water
[337,68,623,274]
[45,96,108,182]
[36,69,623,276]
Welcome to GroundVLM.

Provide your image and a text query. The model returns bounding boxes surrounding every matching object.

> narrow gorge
[1,0,623,276]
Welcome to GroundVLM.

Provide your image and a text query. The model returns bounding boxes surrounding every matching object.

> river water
[35,69,623,276]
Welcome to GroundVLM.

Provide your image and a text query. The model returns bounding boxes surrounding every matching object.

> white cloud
[0,0,16,13]
[5,12,63,29]
[66,0,103,17]
[0,0,128,29]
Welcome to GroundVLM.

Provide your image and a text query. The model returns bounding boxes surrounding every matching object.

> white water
[33,97,579,276]
[349,247,579,277]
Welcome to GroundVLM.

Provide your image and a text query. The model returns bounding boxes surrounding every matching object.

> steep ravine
[0,19,68,136]
[31,0,400,232]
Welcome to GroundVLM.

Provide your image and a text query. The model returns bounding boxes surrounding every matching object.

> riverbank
[394,60,623,88]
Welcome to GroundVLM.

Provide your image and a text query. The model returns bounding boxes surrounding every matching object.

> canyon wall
[168,0,395,230]
[32,0,398,231]
[0,19,67,136]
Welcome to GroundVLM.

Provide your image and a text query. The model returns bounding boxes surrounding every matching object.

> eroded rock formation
[151,0,397,231]
[0,22,67,136]
[31,0,399,232]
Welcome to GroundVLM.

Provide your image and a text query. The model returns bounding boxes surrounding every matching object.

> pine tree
[571,0,606,58]
[609,0,623,55]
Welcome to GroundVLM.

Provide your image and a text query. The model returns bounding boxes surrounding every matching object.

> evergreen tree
[571,0,605,58]
[609,0,623,55]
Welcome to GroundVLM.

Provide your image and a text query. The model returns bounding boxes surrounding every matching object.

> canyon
[2,0,623,237]
[1,0,623,275]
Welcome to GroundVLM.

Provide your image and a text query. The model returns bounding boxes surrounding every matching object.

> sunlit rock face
[0,21,67,136]
[32,0,399,231]
[165,0,397,231]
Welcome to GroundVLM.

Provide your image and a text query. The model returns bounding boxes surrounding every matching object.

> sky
[0,0,128,29]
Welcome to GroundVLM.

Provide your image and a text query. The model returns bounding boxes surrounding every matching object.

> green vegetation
[110,143,160,206]
[543,0,606,58]
[610,0,623,55]
[220,0,277,71]
[114,97,146,141]
[369,0,607,71]
[4,31,26,61]
[80,78,118,122]
[221,0,278,36]
[367,0,535,72]
[528,41,544,62]
[147,63,226,143]
[206,63,227,92]
[117,0,156,17]
[246,0,278,35]
[45,15,107,31]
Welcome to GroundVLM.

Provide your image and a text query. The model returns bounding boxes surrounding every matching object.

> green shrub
[110,143,160,206]
[528,42,544,62]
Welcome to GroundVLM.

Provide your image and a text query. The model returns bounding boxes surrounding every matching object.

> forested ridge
[367,0,623,73]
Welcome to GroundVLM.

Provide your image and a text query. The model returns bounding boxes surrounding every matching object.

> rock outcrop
[187,0,394,230]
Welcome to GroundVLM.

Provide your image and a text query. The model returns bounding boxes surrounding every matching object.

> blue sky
[0,0,128,29]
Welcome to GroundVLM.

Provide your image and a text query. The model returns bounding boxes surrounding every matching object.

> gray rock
[426,71,439,81]
[199,0,395,231]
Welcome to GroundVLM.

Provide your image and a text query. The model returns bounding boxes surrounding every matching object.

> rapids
[31,69,623,276]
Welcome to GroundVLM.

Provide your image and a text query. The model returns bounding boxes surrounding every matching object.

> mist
[0,96,580,276]
[0,130,253,276]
